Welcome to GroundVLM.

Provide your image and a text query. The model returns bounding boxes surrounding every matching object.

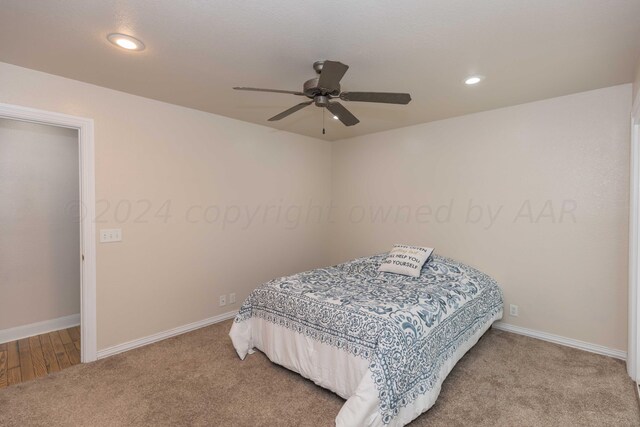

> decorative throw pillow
[378,244,434,277]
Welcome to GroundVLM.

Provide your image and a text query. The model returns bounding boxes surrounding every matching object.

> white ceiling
[1,1,639,141]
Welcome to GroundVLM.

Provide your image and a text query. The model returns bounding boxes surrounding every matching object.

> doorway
[0,103,96,388]
[0,118,82,385]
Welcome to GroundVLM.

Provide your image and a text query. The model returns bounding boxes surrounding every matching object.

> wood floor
[0,326,80,389]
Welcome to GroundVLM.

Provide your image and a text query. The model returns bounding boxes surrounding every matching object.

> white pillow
[378,244,434,277]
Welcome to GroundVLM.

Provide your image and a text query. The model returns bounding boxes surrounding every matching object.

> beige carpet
[0,319,638,426]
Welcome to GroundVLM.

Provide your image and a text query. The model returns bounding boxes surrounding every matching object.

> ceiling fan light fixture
[464,75,483,85]
[107,33,145,51]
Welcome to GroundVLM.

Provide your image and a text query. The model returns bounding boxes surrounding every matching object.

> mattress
[229,253,503,426]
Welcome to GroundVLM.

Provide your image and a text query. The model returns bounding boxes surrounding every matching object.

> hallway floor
[0,326,80,388]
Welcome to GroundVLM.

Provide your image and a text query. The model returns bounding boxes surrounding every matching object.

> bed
[229,253,503,426]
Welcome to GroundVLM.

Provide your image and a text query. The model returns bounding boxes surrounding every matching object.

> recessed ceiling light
[464,76,483,85]
[107,33,145,51]
[332,115,339,120]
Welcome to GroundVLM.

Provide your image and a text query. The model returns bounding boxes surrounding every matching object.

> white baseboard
[0,313,80,344]
[95,314,626,362]
[97,310,238,359]
[492,322,627,360]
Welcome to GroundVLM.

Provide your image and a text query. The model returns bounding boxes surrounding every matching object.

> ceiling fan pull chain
[322,107,326,135]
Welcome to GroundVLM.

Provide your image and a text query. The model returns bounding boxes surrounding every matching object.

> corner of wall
[633,57,640,105]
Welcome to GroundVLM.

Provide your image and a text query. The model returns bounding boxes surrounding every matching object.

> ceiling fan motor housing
[303,77,340,98]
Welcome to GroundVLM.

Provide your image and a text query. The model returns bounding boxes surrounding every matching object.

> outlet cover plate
[509,304,519,317]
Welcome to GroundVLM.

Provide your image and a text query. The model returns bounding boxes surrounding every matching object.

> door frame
[629,89,640,381]
[0,102,97,363]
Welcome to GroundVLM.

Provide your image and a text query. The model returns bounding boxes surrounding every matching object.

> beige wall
[0,119,80,329]
[0,62,332,350]
[330,84,631,351]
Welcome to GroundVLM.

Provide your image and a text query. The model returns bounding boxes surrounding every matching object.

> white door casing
[0,102,97,362]
[629,90,640,381]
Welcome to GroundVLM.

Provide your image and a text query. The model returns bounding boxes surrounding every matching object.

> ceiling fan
[233,60,411,127]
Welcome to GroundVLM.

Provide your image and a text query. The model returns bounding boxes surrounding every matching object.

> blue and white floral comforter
[230,254,503,426]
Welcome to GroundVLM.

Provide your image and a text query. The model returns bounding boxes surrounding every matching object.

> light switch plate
[100,228,122,243]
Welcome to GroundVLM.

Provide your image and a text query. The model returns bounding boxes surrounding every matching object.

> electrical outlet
[219,295,227,307]
[509,304,519,317]
[99,228,122,243]
[229,293,236,304]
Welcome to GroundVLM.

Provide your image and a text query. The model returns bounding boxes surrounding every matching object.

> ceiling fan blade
[317,61,349,92]
[339,92,412,104]
[234,87,305,96]
[268,101,313,121]
[326,102,359,126]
